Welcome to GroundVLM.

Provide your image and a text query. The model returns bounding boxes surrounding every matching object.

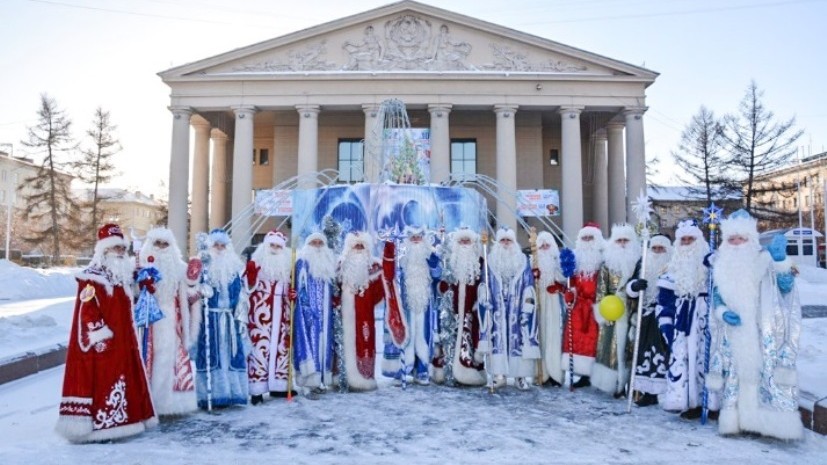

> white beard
[103,253,135,287]
[604,243,640,282]
[575,242,603,275]
[145,247,186,299]
[254,248,292,283]
[401,240,432,313]
[713,243,763,314]
[536,248,563,287]
[449,243,480,284]
[340,249,371,294]
[208,249,243,286]
[299,245,336,281]
[643,251,671,303]
[489,244,525,283]
[668,241,709,297]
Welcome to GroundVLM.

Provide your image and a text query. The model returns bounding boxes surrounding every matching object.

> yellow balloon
[599,295,625,322]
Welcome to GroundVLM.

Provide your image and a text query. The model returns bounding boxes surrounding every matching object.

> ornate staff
[559,247,576,391]
[195,232,214,412]
[481,230,494,394]
[627,190,653,413]
[701,202,723,424]
[528,227,544,385]
[287,247,297,402]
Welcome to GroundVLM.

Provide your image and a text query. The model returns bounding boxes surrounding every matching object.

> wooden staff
[529,227,544,385]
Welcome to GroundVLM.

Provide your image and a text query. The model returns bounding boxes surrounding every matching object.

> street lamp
[1,143,15,261]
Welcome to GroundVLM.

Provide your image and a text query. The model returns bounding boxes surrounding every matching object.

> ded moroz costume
[55,224,157,442]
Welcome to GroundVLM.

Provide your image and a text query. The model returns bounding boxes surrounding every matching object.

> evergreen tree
[720,81,803,220]
[18,94,82,263]
[672,106,737,204]
[74,107,121,242]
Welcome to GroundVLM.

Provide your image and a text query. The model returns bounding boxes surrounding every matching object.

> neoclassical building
[160,0,657,253]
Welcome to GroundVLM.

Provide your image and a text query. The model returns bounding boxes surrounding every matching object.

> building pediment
[160,1,656,80]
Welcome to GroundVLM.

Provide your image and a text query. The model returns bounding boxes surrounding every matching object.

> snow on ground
[0,260,78,302]
[0,262,825,463]
[0,365,825,465]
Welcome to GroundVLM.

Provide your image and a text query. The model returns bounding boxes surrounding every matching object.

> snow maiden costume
[293,232,337,393]
[707,209,802,440]
[56,224,157,442]
[194,229,249,408]
[137,227,199,416]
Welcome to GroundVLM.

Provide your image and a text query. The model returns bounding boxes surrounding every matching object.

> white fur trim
[706,372,724,391]
[303,232,327,247]
[88,325,113,345]
[649,235,673,250]
[55,415,93,440]
[720,214,759,247]
[714,305,727,323]
[452,228,479,243]
[536,231,558,250]
[758,410,804,440]
[340,289,377,392]
[561,353,594,376]
[773,257,793,274]
[610,223,638,243]
[718,408,739,436]
[452,355,486,386]
[94,235,127,258]
[264,230,287,247]
[495,228,517,243]
[578,226,603,241]
[593,303,607,325]
[590,362,619,394]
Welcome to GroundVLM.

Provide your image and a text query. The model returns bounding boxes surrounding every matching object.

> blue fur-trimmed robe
[708,253,802,440]
[194,274,249,408]
[656,274,717,412]
[381,253,441,381]
[478,257,540,378]
[293,258,335,389]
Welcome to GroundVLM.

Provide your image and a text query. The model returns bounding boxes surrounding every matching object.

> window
[450,139,477,181]
[338,139,364,183]
[259,148,269,166]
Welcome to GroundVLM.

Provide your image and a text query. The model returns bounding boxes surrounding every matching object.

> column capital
[169,106,192,120]
[606,121,625,131]
[559,106,584,118]
[622,106,648,120]
[428,104,453,118]
[296,104,320,118]
[232,105,257,119]
[493,104,518,117]
[210,128,228,140]
[191,119,211,132]
[362,104,379,117]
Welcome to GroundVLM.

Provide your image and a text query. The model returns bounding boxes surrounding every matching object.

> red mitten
[245,260,259,288]
[547,282,565,294]
[288,286,297,302]
[139,278,156,294]
[563,290,575,305]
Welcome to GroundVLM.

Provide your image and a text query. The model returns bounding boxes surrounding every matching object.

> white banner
[254,189,293,216]
[517,189,560,217]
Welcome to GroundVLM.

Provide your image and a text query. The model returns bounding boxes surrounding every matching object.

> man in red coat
[562,223,604,389]
[55,224,157,442]
[338,232,385,391]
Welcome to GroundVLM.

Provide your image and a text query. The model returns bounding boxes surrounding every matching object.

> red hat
[584,221,600,230]
[98,223,124,241]
[94,223,127,258]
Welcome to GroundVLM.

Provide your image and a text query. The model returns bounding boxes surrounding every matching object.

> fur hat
[208,228,231,247]
[451,227,479,243]
[404,225,426,238]
[675,218,703,241]
[304,232,327,247]
[94,223,127,257]
[609,223,638,243]
[720,209,760,247]
[141,227,181,263]
[649,233,672,251]
[263,230,287,247]
[536,231,559,252]
[343,231,373,252]
[495,227,517,243]
[578,222,603,241]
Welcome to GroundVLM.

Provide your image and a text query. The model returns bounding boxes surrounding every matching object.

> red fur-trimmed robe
[435,275,486,386]
[245,263,292,395]
[562,272,600,376]
[55,267,157,442]
[340,260,384,391]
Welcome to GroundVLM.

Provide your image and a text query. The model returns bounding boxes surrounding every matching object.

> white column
[210,128,229,229]
[624,107,647,222]
[296,104,320,187]
[167,106,192,256]
[592,128,609,232]
[362,104,379,183]
[560,106,584,243]
[494,104,519,232]
[607,122,626,230]
[428,104,452,185]
[231,105,256,251]
[190,119,211,254]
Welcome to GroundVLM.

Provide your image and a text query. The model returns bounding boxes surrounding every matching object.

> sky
[1,0,826,198]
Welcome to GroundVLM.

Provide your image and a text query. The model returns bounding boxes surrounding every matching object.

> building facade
[649,186,742,237]
[79,188,167,253]
[160,1,658,253]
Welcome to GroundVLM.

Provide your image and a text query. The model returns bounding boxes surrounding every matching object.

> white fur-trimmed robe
[538,282,566,385]
[246,272,291,395]
[143,278,199,416]
[591,266,632,396]
[708,252,803,440]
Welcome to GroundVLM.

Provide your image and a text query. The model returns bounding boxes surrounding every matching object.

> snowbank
[796,264,827,307]
[0,260,78,301]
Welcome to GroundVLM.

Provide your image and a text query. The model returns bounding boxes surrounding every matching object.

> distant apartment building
[77,188,167,252]
[648,186,742,238]
[751,150,827,231]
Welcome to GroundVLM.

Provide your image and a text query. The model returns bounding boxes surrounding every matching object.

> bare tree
[18,94,83,263]
[672,106,737,205]
[720,81,803,220]
[74,107,121,243]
